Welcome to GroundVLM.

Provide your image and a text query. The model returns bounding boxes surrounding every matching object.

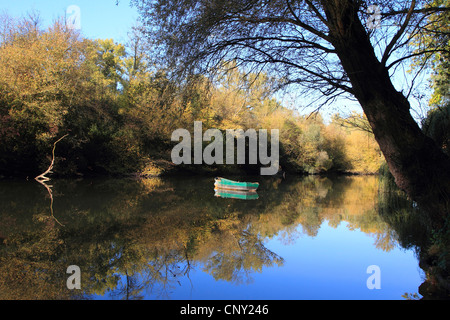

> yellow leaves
[0,24,80,95]
[343,129,384,173]
[0,18,97,147]
[328,114,384,174]
[140,158,166,176]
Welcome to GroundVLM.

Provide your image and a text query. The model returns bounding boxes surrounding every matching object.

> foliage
[0,13,385,178]
[411,0,450,108]
[422,104,450,155]
[330,113,385,174]
[411,0,450,157]
[0,18,91,175]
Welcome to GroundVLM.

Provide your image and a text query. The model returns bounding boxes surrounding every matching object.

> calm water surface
[0,175,430,299]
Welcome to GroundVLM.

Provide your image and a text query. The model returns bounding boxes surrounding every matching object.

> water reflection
[0,175,448,299]
[215,189,259,200]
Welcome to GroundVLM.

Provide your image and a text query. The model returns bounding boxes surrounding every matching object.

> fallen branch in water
[35,134,68,227]
[35,134,68,182]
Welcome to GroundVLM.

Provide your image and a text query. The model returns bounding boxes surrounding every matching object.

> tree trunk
[322,1,450,222]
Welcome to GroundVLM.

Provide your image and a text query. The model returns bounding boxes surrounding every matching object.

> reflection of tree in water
[203,229,284,284]
[108,259,194,300]
[0,214,70,299]
[0,175,448,299]
[377,174,450,299]
[135,247,197,300]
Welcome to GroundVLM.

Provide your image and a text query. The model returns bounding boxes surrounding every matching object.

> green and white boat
[214,177,259,192]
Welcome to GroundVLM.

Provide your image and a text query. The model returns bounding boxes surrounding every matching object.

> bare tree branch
[35,134,68,182]
[381,0,417,66]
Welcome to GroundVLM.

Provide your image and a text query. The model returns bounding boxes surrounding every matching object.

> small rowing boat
[214,177,259,192]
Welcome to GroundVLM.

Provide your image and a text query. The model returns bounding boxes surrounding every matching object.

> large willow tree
[131,0,450,221]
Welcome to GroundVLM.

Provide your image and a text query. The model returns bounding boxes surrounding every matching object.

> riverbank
[0,156,386,180]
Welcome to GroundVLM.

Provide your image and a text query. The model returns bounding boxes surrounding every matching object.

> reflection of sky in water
[97,221,423,300]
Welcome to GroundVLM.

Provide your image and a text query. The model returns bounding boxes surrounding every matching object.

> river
[0,175,442,300]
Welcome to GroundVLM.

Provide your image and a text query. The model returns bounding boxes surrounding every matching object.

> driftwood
[35,134,68,227]
[35,134,68,182]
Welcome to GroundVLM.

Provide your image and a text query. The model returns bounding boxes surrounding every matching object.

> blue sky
[1,0,139,43]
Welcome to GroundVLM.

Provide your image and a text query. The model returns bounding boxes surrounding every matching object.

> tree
[132,0,450,221]
[412,0,450,158]
[0,16,94,176]
[422,105,450,156]
[94,39,126,92]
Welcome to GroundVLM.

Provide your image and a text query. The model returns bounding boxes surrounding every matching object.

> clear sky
[0,0,139,43]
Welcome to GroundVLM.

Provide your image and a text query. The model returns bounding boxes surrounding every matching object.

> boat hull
[214,177,259,191]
